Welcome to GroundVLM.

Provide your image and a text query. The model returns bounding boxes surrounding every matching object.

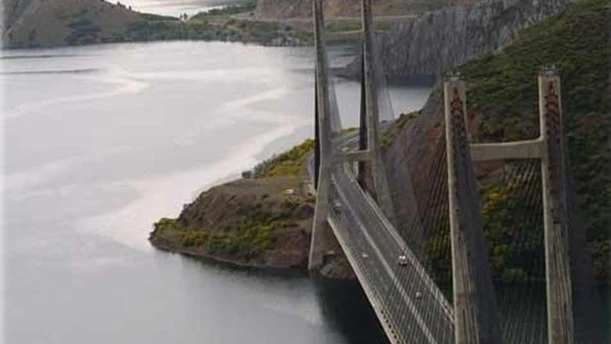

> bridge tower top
[443,75,503,344]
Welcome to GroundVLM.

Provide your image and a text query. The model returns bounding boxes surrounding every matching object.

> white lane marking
[332,174,439,344]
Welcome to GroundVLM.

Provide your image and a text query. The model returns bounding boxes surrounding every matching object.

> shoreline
[151,233,309,275]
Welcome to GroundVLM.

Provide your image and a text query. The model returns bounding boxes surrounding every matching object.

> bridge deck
[326,166,455,344]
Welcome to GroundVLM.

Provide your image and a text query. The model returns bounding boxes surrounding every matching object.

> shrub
[253,139,315,177]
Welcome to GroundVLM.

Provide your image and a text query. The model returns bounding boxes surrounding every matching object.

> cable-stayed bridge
[306,1,608,344]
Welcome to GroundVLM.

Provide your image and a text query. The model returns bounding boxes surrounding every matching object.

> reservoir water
[2,41,431,344]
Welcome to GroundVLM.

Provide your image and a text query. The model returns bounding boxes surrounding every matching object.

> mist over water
[2,41,430,344]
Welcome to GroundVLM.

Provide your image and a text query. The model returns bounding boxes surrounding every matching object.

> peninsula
[148,0,610,283]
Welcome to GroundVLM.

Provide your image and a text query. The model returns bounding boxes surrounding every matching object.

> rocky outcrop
[149,176,314,271]
[344,0,580,78]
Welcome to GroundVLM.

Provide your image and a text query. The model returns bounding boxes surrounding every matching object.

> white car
[361,253,369,259]
[398,255,408,266]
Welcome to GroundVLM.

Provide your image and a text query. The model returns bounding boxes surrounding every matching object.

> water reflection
[314,279,389,344]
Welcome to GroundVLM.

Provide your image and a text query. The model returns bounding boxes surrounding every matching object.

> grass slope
[253,139,314,178]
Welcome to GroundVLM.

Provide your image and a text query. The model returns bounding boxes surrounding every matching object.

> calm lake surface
[2,41,431,344]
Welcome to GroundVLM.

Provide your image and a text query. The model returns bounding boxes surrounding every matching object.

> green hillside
[451,0,609,281]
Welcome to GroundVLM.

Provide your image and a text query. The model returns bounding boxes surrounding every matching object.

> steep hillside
[384,0,610,281]
[255,0,471,18]
[344,0,580,78]
[3,0,145,48]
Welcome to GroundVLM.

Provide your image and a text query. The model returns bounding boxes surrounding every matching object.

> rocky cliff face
[255,0,465,18]
[345,0,580,77]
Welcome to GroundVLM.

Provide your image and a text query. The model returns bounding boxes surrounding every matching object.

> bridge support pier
[444,75,502,344]
[539,69,574,344]
[308,0,335,271]
[357,0,396,225]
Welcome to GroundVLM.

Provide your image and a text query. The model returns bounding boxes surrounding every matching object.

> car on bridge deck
[398,255,408,266]
[332,200,342,211]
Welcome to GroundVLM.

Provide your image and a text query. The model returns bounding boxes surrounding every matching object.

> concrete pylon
[308,0,334,271]
[538,68,574,344]
[357,56,373,192]
[359,0,396,224]
[465,69,577,343]
[444,75,502,344]
[309,0,398,270]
